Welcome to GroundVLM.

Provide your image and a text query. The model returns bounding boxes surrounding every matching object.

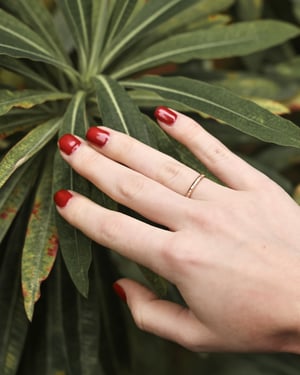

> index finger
[54,190,177,282]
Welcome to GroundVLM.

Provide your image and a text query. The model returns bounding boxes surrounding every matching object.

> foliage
[0,0,300,373]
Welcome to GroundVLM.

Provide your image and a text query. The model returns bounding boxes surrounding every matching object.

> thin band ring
[185,174,205,198]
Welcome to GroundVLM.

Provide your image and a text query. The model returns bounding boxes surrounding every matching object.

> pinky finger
[114,278,218,352]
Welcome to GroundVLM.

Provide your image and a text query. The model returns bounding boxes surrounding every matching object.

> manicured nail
[86,127,110,147]
[154,106,177,126]
[113,282,127,303]
[53,190,73,208]
[58,134,81,155]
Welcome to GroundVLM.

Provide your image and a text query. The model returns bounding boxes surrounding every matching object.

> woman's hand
[54,107,300,353]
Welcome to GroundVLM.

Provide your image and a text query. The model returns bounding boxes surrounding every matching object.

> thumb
[113,278,217,351]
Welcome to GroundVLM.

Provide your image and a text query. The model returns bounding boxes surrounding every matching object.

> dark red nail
[53,190,73,208]
[154,106,177,126]
[58,134,81,155]
[113,282,127,303]
[86,127,110,147]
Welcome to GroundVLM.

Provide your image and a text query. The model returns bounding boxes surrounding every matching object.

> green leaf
[53,92,91,297]
[268,56,300,80]
[22,148,59,321]
[129,88,190,111]
[0,89,71,116]
[236,0,264,21]
[100,0,200,70]
[92,245,131,374]
[4,0,69,64]
[0,117,62,188]
[112,21,300,79]
[0,56,58,91]
[292,0,300,23]
[106,0,137,43]
[94,74,152,143]
[0,160,39,243]
[57,0,91,73]
[213,72,284,100]
[87,0,115,77]
[191,14,232,30]
[123,76,300,148]
[44,256,69,374]
[0,9,77,77]
[58,251,108,375]
[145,0,235,41]
[0,204,30,375]
[0,109,51,138]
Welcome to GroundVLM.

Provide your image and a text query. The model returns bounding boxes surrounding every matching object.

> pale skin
[55,108,300,353]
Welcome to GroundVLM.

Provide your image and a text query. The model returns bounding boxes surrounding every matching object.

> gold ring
[185,174,205,198]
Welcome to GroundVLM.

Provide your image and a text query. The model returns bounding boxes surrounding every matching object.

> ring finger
[85,126,229,200]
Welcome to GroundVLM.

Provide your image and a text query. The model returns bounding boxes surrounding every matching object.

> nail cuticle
[154,106,177,126]
[86,127,110,147]
[58,134,81,155]
[53,190,73,208]
[113,282,127,303]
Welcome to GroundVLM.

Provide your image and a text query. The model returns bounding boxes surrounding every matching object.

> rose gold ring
[185,174,205,198]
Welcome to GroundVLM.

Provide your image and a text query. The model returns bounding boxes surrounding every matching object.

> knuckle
[75,147,102,175]
[99,213,123,245]
[159,233,202,274]
[185,202,211,228]
[131,305,148,332]
[156,159,182,185]
[202,139,230,165]
[115,173,145,202]
[160,234,183,266]
[183,120,203,144]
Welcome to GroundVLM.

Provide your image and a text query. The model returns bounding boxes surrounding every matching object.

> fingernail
[154,106,177,126]
[113,282,127,303]
[86,127,110,147]
[53,190,73,208]
[58,134,81,155]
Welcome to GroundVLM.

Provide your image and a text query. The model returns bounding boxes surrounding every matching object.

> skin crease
[54,108,300,354]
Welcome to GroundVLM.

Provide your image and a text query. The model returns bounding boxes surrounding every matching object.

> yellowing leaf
[0,117,62,188]
[0,90,71,116]
[250,98,290,115]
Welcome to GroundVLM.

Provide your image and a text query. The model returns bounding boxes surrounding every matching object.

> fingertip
[154,106,178,126]
[86,126,110,147]
[113,281,127,303]
[53,189,74,208]
[58,134,82,155]
[113,278,157,301]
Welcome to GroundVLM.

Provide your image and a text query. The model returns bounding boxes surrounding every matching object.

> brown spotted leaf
[0,160,40,243]
[21,148,58,321]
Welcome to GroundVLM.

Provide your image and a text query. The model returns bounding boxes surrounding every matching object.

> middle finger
[58,134,189,230]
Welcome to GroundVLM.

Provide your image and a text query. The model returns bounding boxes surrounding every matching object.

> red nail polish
[86,127,110,147]
[53,190,73,208]
[58,134,81,155]
[113,282,127,303]
[154,106,177,126]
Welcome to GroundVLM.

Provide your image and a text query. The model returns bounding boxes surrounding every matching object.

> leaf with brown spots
[21,147,58,321]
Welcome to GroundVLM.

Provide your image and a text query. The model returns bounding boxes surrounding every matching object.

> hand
[54,107,300,353]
